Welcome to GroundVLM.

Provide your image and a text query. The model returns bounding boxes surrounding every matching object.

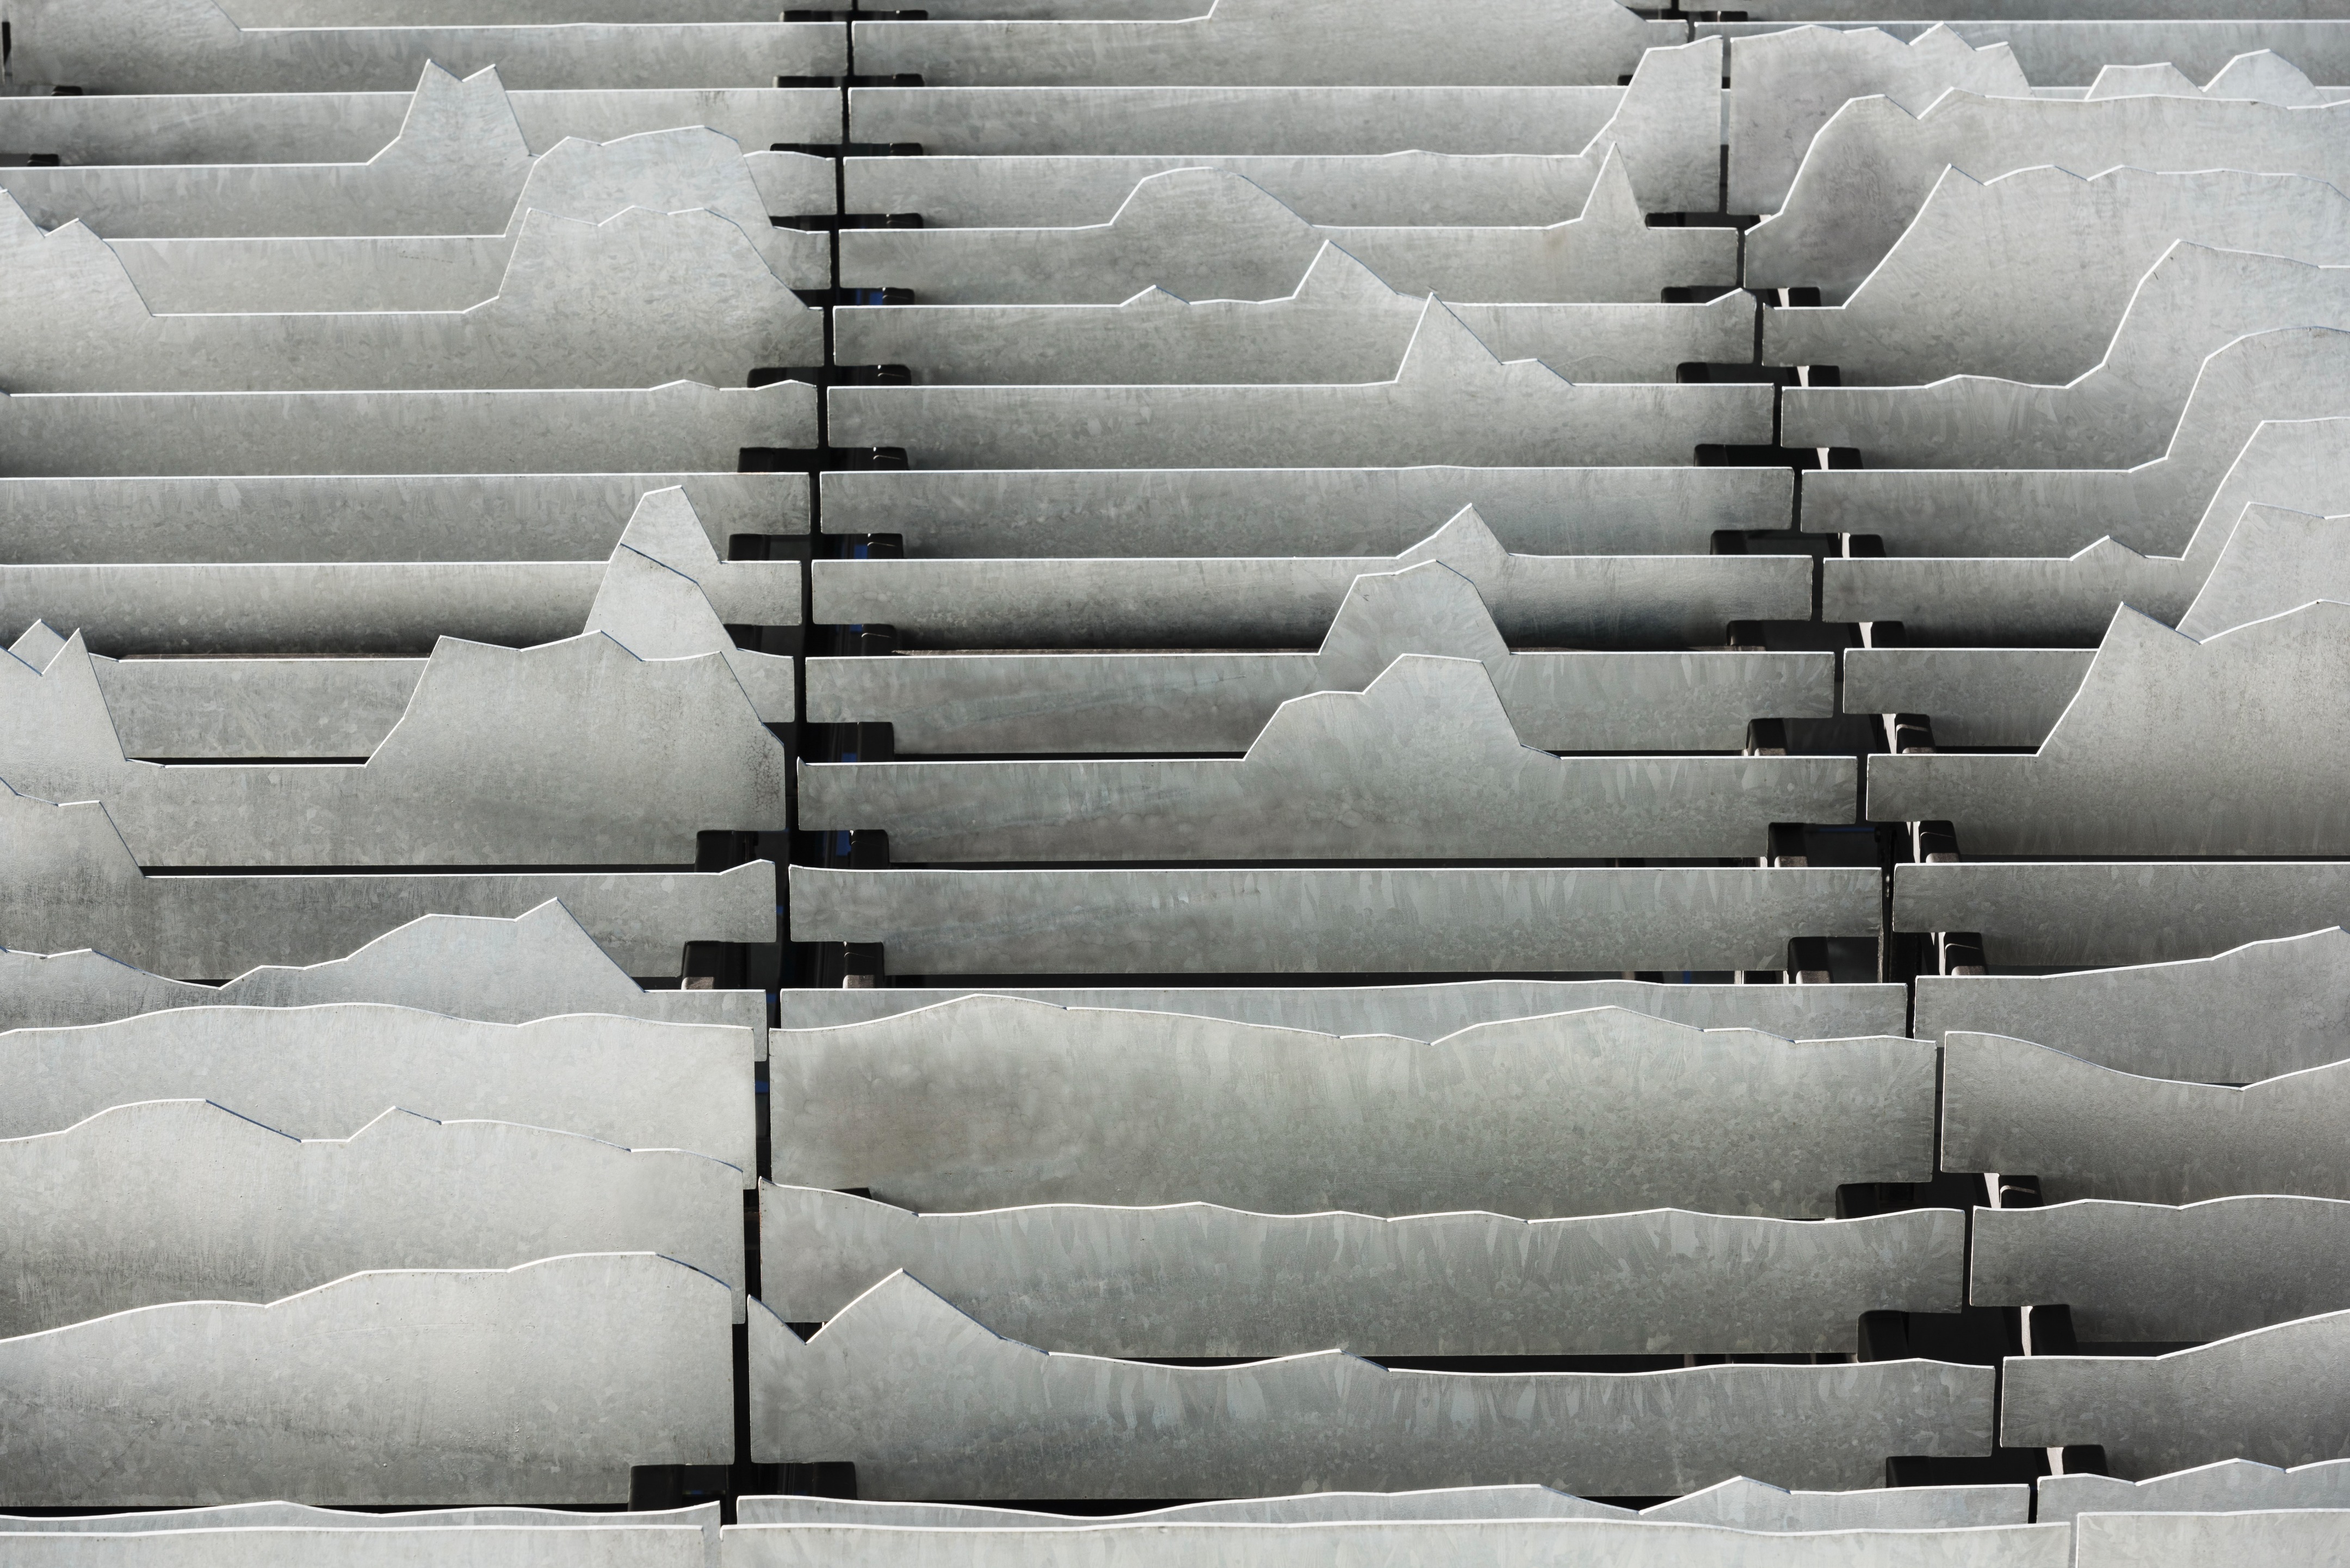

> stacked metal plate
[1,0,2342,1561]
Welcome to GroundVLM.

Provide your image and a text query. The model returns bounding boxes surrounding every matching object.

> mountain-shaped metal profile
[746,1270,1996,1497]
[0,198,821,389]
[767,995,1932,1216]
[0,628,787,866]
[1914,926,2350,1082]
[0,1255,734,1507]
[0,899,768,1053]
[838,240,1754,386]
[760,1184,1960,1355]
[1941,1032,2348,1204]
[1747,90,2350,299]
[828,293,1771,468]
[1765,164,2350,385]
[839,150,1736,305]
[0,1002,755,1174]
[2001,1307,2350,1479]
[812,506,1807,649]
[0,788,775,978]
[1822,416,2350,644]
[801,653,1850,860]
[808,556,1829,753]
[1970,1196,2350,1343]
[1,1101,747,1333]
[1870,600,2350,856]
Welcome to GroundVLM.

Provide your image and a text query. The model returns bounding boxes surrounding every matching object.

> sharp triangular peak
[1288,240,1403,308]
[2178,504,2350,639]
[1393,295,1537,385]
[2205,50,2326,107]
[812,1267,1025,1349]
[0,629,137,792]
[0,189,44,246]
[1242,654,1531,768]
[1104,165,1307,240]
[7,620,70,672]
[1643,1476,1788,1515]
[615,486,723,577]
[0,788,148,883]
[1117,283,1188,308]
[213,899,637,1002]
[1571,142,1644,234]
[1312,561,1510,692]
[585,546,737,663]
[1396,504,1514,578]
[376,60,528,172]
[2086,62,2203,101]
[1907,22,2024,81]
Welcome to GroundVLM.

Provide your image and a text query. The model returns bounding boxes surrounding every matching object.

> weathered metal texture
[848,0,1683,87]
[768,996,1933,1216]
[1746,92,2350,300]
[1702,20,2350,88]
[86,657,423,758]
[812,518,1807,651]
[0,473,810,566]
[0,82,836,164]
[836,246,1755,385]
[760,1185,1962,1354]
[1641,1477,2029,1530]
[1,1101,746,1333]
[0,1255,733,1507]
[0,381,816,479]
[0,1003,756,1175]
[1970,1198,2350,1343]
[1817,416,2350,644]
[0,791,775,979]
[839,34,1724,214]
[724,1519,2066,1567]
[747,1272,1998,1496]
[2038,1457,2350,1524]
[737,1492,1634,1527]
[1941,1033,2349,1203]
[1,203,821,391]
[0,0,844,94]
[1839,648,2091,749]
[1801,328,2350,560]
[2000,1309,2350,1478]
[1867,603,2350,857]
[838,156,1737,303]
[848,150,1674,231]
[828,301,1771,469]
[2176,504,2350,636]
[821,466,1784,556]
[852,85,1627,156]
[1895,860,2350,967]
[792,863,1882,974]
[800,656,1852,860]
[1728,26,2028,218]
[1765,165,2350,386]
[0,1530,706,1567]
[0,900,767,1057]
[2070,1510,2350,1567]
[1914,928,2350,1083]
[0,67,826,257]
[8,487,802,673]
[1784,246,2350,468]
[1,631,787,867]
[0,1504,718,1560]
[806,555,1827,751]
